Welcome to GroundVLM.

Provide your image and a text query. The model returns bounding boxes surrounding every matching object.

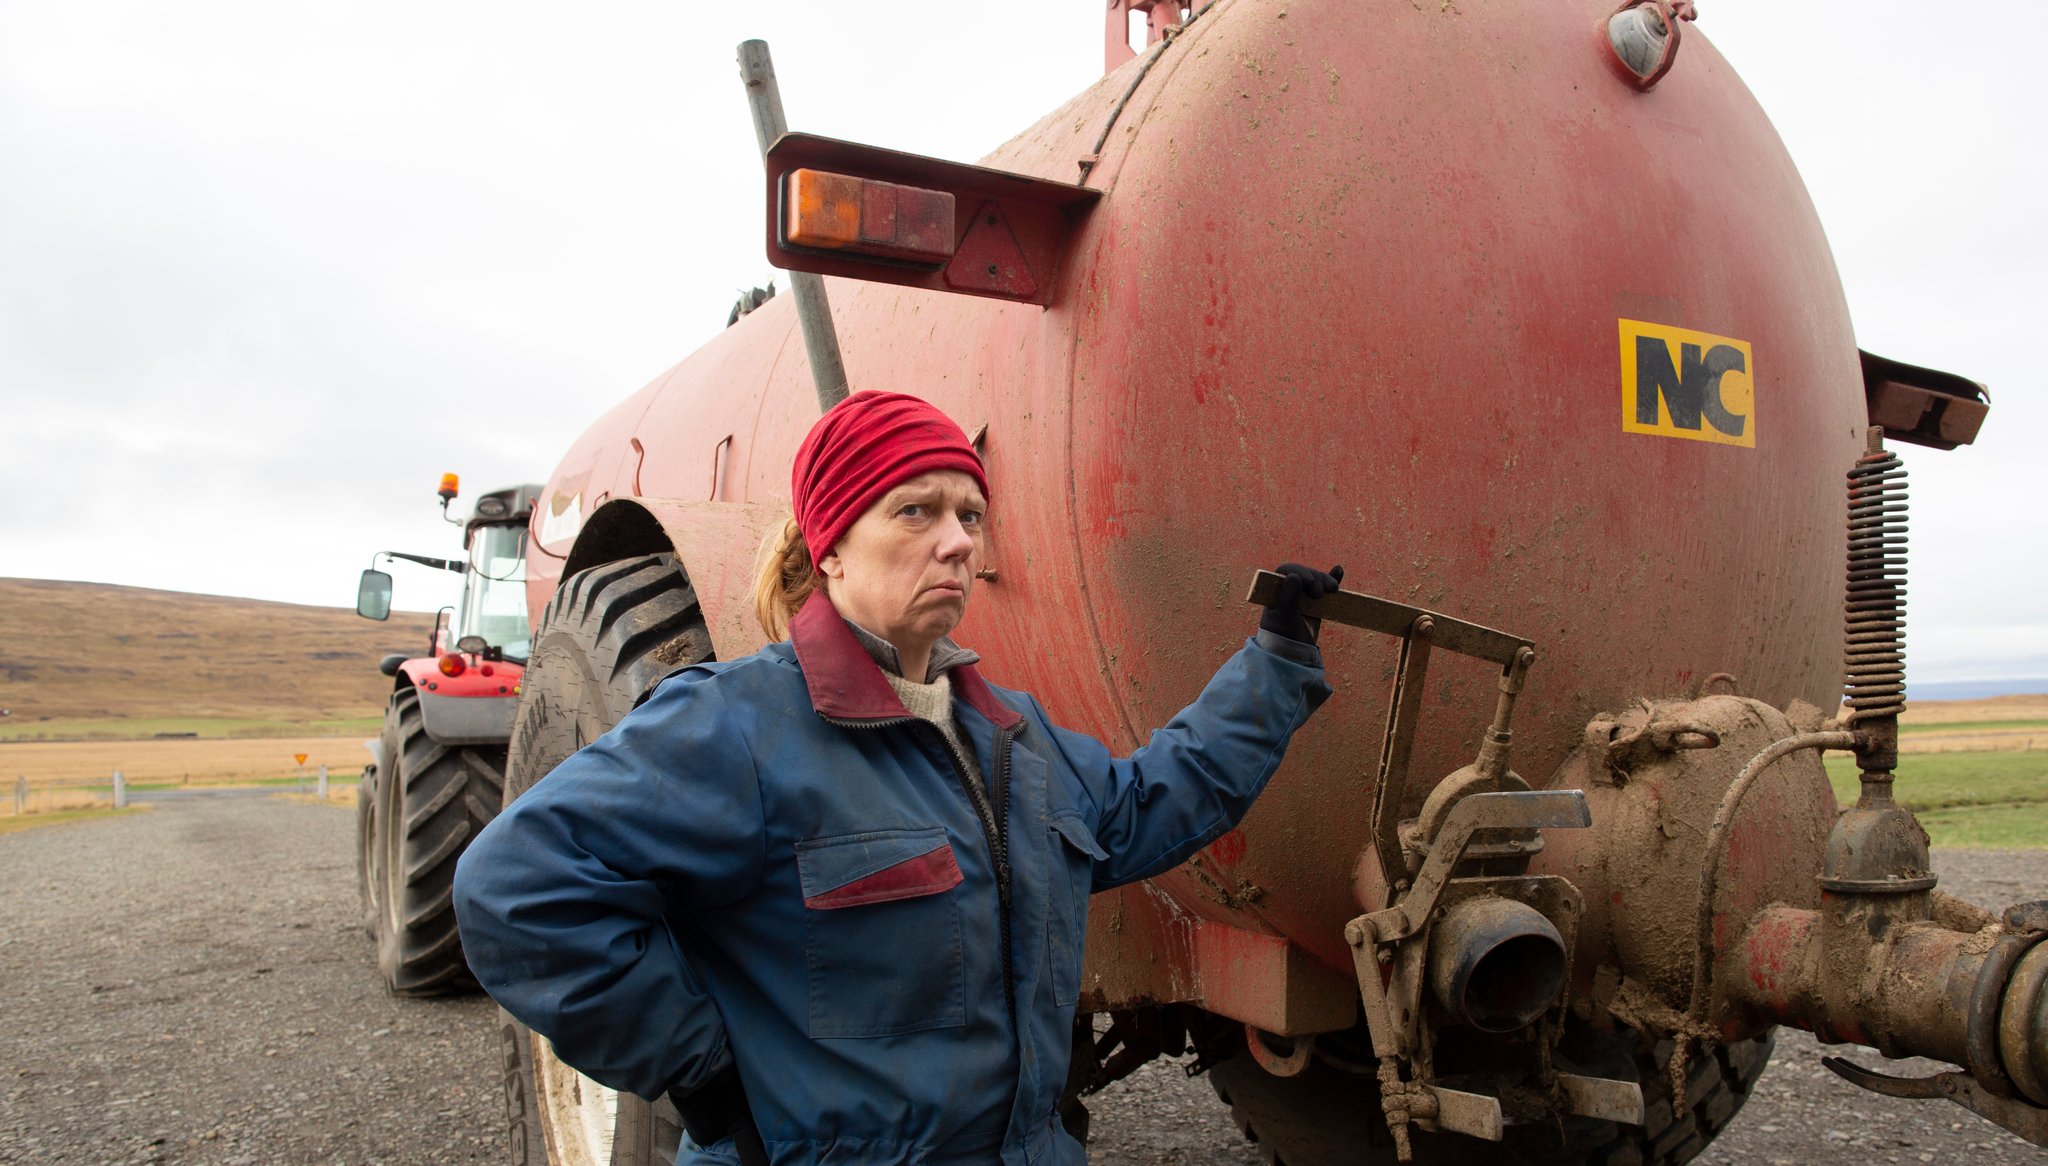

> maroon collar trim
[788,593,1023,730]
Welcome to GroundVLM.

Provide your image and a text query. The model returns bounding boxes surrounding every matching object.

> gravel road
[1,797,2043,1164]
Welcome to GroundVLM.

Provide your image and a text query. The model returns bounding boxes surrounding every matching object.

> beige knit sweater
[882,671,984,788]
[843,619,986,788]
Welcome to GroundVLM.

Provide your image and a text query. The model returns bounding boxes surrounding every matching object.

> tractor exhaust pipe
[1429,896,1568,1033]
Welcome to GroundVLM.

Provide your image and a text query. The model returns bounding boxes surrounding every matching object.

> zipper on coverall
[821,715,1020,1017]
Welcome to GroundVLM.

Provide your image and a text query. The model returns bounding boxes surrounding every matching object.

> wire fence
[5,765,355,818]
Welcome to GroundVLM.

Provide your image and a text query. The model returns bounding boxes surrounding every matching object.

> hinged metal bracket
[1824,1056,2048,1147]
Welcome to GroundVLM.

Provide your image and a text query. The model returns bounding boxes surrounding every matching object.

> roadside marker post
[13,776,24,815]
[113,770,127,810]
[318,765,328,798]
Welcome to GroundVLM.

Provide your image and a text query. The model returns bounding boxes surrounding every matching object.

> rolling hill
[0,578,436,737]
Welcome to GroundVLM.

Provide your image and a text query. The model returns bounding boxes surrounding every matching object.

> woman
[453,390,1340,1165]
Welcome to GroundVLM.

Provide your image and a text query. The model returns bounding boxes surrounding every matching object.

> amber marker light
[786,169,957,265]
[438,472,460,503]
[438,653,467,677]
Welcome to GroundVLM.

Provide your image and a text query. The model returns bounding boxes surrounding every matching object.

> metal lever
[1244,571,1538,891]
[1824,1056,2048,1147]
[1362,790,1591,943]
[1245,571,1531,665]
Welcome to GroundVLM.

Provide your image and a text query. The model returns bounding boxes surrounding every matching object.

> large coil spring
[1844,428,1907,722]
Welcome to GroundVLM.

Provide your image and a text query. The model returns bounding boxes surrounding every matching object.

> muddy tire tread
[1211,1029,1773,1166]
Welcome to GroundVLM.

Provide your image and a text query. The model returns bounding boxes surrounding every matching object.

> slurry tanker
[475,2,2025,1162]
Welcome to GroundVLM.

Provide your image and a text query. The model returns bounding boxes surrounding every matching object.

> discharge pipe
[1428,896,1568,1033]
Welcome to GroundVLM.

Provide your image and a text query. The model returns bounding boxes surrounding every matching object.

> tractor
[354,475,540,995]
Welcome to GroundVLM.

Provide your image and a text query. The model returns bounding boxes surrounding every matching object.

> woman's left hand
[1258,562,1345,644]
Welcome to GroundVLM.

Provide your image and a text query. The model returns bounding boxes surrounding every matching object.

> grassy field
[1898,694,2048,726]
[0,806,150,835]
[0,577,428,737]
[0,736,374,817]
[0,715,384,743]
[1825,748,2048,849]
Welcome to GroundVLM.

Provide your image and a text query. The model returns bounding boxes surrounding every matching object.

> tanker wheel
[373,686,505,995]
[355,761,382,939]
[1208,1024,1774,1166]
[494,553,713,1165]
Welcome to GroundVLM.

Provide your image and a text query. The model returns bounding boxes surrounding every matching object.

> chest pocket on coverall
[1044,811,1108,1007]
[796,827,966,1037]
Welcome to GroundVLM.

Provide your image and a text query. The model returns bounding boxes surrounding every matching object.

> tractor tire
[495,1006,545,1165]
[1208,1025,1774,1166]
[492,553,712,1165]
[372,685,505,996]
[355,762,382,939]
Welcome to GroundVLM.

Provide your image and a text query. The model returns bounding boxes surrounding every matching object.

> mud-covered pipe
[1429,896,1568,1033]
[1733,905,2021,1093]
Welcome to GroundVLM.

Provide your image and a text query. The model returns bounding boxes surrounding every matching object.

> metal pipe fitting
[1428,896,1568,1033]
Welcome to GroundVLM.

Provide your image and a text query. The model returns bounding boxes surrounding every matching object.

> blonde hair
[754,515,823,641]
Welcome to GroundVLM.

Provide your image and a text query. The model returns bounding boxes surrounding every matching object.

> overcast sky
[1,2,2040,686]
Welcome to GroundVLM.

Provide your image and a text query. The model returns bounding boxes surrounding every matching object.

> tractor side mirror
[456,635,489,655]
[356,569,393,621]
[378,653,407,677]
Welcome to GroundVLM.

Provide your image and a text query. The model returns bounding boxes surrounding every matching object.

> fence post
[113,770,127,810]
[13,775,23,815]
[318,765,329,799]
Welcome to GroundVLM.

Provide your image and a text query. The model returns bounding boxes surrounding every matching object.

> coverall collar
[842,618,980,683]
[789,592,1022,730]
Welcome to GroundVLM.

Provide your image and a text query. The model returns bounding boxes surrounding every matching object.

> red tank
[502,2,2026,1162]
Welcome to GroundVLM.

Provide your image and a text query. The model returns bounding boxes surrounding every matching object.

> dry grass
[1898,694,2048,726]
[0,737,370,817]
[0,736,371,788]
[273,787,358,808]
[1898,728,2048,754]
[1834,694,2048,755]
[0,806,150,835]
[0,577,430,734]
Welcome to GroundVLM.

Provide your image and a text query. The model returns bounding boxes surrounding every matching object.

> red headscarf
[792,391,989,561]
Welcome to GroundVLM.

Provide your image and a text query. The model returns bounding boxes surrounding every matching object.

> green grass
[1898,719,2048,736]
[0,807,149,835]
[0,715,383,742]
[1915,802,2048,850]
[1825,750,2048,849]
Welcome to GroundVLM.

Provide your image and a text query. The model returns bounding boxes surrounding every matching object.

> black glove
[1259,563,1345,645]
[668,1066,769,1166]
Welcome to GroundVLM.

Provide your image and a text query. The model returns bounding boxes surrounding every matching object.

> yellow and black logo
[1619,319,1754,448]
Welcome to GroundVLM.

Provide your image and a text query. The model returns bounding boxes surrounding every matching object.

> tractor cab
[355,476,541,669]
[447,484,539,662]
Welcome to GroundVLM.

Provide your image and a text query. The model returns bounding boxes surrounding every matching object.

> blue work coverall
[453,591,1331,1165]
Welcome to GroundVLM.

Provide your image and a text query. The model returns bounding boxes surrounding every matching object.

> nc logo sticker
[1619,319,1755,448]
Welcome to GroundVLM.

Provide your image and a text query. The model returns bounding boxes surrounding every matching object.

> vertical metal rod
[1369,618,1434,890]
[1473,646,1536,789]
[738,39,849,413]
